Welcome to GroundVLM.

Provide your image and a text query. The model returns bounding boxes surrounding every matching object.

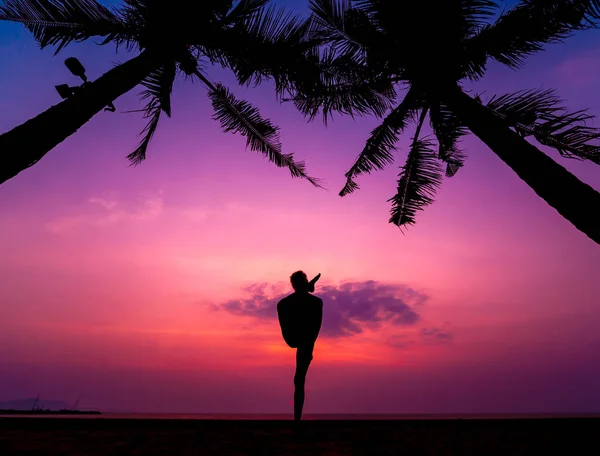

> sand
[0,417,597,455]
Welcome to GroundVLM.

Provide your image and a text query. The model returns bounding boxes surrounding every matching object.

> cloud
[89,195,119,211]
[213,280,428,339]
[47,191,164,233]
[421,326,453,344]
[387,325,453,349]
[555,53,600,87]
[386,333,415,349]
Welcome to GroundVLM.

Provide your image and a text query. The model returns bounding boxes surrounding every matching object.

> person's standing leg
[293,343,314,421]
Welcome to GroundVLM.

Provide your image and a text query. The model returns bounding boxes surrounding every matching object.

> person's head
[290,270,309,292]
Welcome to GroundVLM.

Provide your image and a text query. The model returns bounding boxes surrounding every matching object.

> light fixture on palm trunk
[55,57,116,112]
[64,57,87,82]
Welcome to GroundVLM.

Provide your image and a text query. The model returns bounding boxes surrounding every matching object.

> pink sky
[0,4,599,414]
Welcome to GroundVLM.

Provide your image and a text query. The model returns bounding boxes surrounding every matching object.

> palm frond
[340,88,420,196]
[352,0,498,43]
[0,0,131,53]
[210,0,237,18]
[224,0,269,23]
[288,42,396,97]
[308,0,380,65]
[238,4,307,48]
[206,81,324,188]
[292,68,396,122]
[457,0,501,34]
[485,89,600,164]
[235,4,311,85]
[429,102,468,177]
[352,0,379,16]
[127,61,177,165]
[213,4,315,94]
[219,2,393,103]
[467,0,600,70]
[388,137,444,229]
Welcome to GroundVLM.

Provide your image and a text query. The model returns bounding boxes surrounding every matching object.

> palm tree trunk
[443,85,600,246]
[0,50,159,185]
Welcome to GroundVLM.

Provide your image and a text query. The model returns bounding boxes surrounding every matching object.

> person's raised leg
[293,344,314,421]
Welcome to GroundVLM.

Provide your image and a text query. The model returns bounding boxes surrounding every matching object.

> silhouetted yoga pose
[277,271,323,421]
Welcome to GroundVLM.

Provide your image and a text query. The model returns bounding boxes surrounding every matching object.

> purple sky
[0,0,599,414]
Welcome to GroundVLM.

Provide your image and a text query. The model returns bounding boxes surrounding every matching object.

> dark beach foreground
[1,417,598,455]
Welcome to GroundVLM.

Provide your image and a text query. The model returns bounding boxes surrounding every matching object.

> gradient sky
[1,1,599,414]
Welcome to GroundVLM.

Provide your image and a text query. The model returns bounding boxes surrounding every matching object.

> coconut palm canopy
[0,0,324,187]
[2,0,600,243]
[286,0,600,240]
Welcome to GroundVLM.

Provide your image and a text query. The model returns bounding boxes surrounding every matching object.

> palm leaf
[0,0,131,54]
[340,88,420,196]
[127,61,177,165]
[213,4,315,94]
[221,3,391,103]
[485,89,600,164]
[429,102,468,177]
[224,0,270,23]
[308,0,380,65]
[292,72,396,122]
[205,81,324,188]
[467,0,600,71]
[388,138,444,228]
[289,43,395,97]
[352,0,497,43]
[456,0,501,35]
[211,0,237,18]
[233,4,311,86]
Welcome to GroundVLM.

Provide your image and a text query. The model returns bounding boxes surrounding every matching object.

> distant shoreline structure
[0,394,100,415]
[0,409,101,415]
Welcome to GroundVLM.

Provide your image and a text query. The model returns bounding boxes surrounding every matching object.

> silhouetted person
[277,271,323,421]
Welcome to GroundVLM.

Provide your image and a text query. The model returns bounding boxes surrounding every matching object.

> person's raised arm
[308,273,321,293]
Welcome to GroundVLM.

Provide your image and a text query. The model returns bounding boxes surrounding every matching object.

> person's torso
[278,293,321,336]
[282,291,319,314]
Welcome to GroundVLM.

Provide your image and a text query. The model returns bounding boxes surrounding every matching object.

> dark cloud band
[213,280,435,339]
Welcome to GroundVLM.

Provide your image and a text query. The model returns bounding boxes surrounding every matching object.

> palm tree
[0,0,323,187]
[288,0,600,244]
